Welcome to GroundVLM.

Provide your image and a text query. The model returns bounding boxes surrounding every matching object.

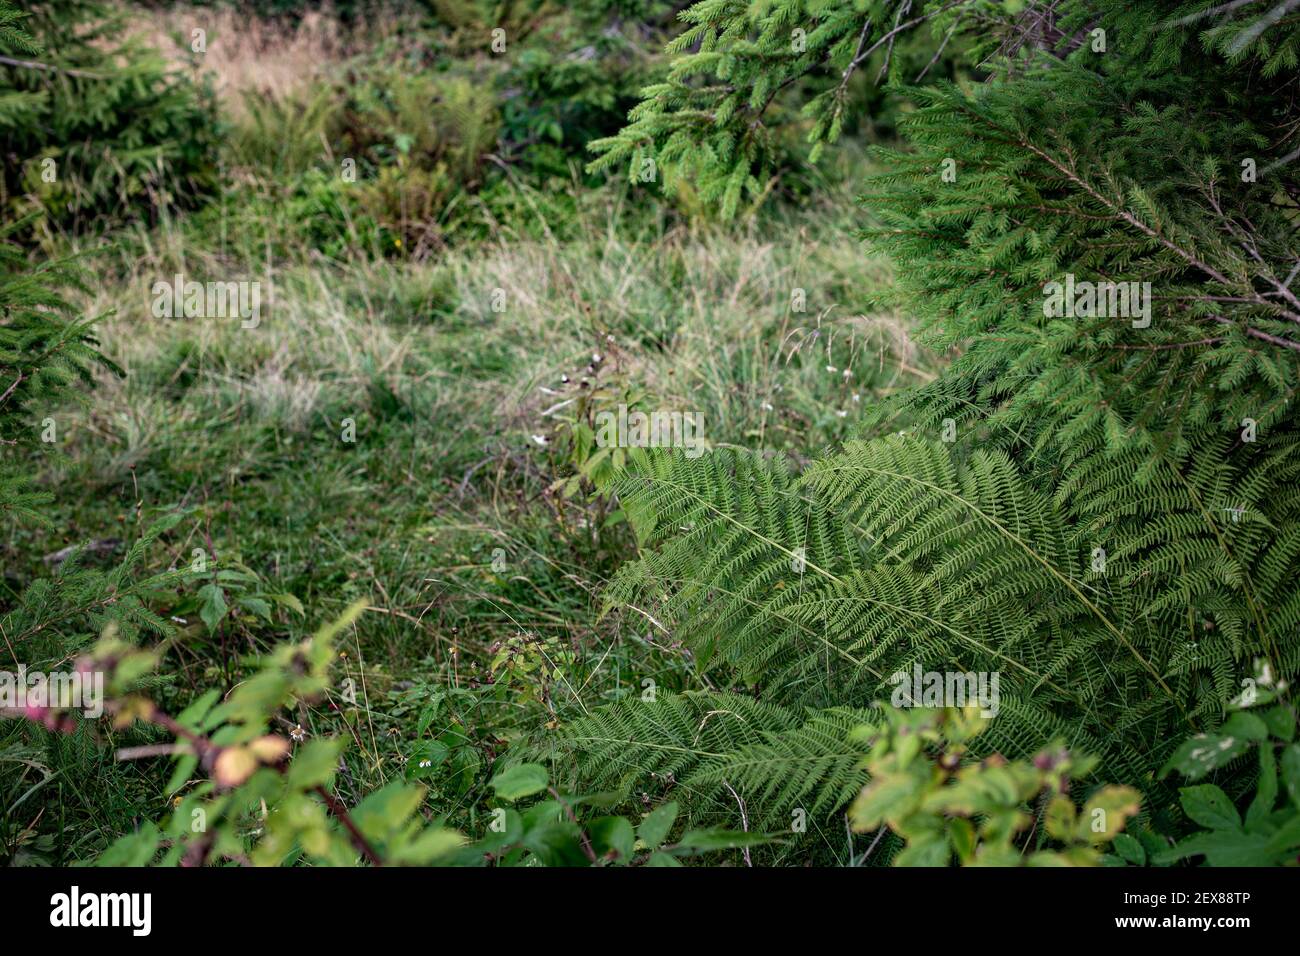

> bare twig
[721,778,753,867]
[0,54,108,79]
[115,743,188,761]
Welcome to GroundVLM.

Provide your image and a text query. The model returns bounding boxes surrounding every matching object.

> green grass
[3,109,933,862]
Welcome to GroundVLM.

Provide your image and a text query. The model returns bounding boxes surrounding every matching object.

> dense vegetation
[1,0,1297,868]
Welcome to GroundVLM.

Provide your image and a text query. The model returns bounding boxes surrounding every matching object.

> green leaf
[894,830,951,867]
[638,801,678,848]
[174,689,221,730]
[404,740,451,780]
[288,738,345,790]
[672,828,775,854]
[1112,833,1146,865]
[164,753,198,795]
[1262,812,1300,858]
[388,827,465,865]
[1246,743,1277,827]
[948,817,976,863]
[521,820,590,866]
[489,762,549,802]
[1160,732,1250,780]
[1180,784,1240,831]
[268,591,305,616]
[197,583,228,632]
[521,798,563,829]
[1156,829,1273,867]
[444,735,480,796]
[472,808,524,855]
[1221,711,1269,742]
[1259,705,1296,742]
[94,822,162,866]
[1282,744,1300,809]
[351,781,424,841]
[1044,795,1076,841]
[589,816,635,862]
[237,596,272,621]
[849,771,922,831]
[645,850,683,866]
[416,695,444,737]
[1075,786,1141,843]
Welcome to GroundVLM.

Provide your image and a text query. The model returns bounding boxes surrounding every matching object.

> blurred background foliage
[2,0,931,866]
[3,0,964,253]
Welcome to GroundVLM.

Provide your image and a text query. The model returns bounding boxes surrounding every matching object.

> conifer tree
[587,0,989,216]
[0,0,219,240]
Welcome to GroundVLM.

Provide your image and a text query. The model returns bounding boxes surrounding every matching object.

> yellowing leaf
[214,746,257,788]
[248,735,290,764]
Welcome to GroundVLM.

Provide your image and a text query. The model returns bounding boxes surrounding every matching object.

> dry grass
[123,3,415,109]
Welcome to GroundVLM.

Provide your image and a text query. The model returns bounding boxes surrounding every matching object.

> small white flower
[530,434,548,446]
[418,759,432,768]
[836,409,848,418]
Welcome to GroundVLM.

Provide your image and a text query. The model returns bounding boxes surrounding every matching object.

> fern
[554,0,1300,846]
[549,691,799,803]
[545,690,873,836]
[600,439,1214,775]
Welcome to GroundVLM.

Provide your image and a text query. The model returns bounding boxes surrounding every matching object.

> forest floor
[7,4,937,854]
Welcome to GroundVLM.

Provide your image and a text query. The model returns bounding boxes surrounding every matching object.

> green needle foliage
[0,218,101,524]
[0,0,219,241]
[587,0,987,216]
[0,218,188,863]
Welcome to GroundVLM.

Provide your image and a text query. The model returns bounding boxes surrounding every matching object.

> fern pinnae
[803,437,1188,719]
